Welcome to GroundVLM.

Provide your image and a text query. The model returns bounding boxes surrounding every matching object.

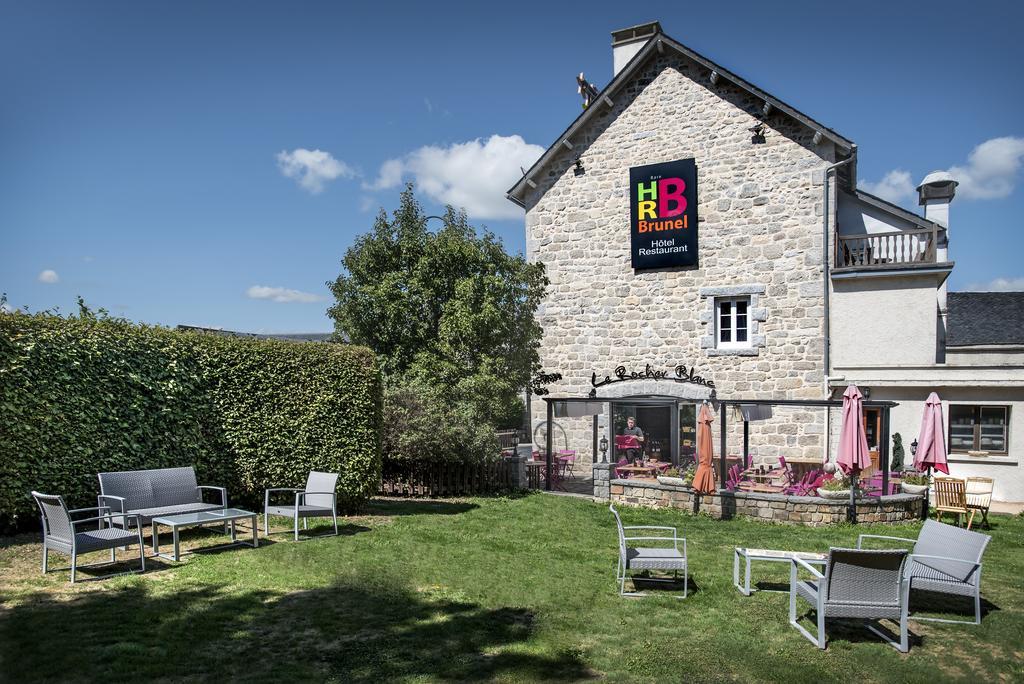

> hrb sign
[629,159,698,269]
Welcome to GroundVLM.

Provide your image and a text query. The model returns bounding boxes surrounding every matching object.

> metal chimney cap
[611,21,663,46]
[917,170,958,191]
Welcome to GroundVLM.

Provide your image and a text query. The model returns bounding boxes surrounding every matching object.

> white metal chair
[264,471,340,541]
[610,504,687,598]
[32,491,145,583]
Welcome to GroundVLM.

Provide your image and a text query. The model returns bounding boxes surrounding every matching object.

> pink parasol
[914,392,949,474]
[836,385,871,476]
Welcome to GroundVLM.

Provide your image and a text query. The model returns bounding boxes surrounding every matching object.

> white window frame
[715,296,751,350]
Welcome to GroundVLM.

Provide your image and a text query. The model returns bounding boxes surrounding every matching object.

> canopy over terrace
[540,396,899,497]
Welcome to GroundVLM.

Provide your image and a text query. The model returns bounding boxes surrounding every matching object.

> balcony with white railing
[834,226,945,271]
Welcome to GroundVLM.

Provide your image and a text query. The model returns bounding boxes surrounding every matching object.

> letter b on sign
[658,178,686,218]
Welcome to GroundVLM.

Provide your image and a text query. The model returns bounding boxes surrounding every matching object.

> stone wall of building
[524,51,839,462]
[608,478,924,526]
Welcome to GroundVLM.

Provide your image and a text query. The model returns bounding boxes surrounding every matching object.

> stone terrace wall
[524,50,839,461]
[608,479,924,526]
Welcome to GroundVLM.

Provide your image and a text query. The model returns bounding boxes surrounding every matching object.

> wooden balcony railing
[835,226,941,269]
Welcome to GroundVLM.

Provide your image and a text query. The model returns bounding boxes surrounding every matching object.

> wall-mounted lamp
[749,123,766,145]
[910,438,918,456]
[573,156,586,176]
[599,435,609,463]
[861,386,871,399]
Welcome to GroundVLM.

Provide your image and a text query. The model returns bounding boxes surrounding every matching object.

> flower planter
[657,476,687,487]
[817,488,851,500]
[901,483,928,495]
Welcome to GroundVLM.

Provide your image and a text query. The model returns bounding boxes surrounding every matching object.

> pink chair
[558,450,577,477]
[614,458,630,479]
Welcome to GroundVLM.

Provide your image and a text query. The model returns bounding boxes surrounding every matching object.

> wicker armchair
[32,491,145,583]
[859,519,991,624]
[789,548,911,652]
[264,471,340,541]
[610,504,688,598]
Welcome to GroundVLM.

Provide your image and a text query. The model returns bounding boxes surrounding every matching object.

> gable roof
[946,292,1024,347]
[846,188,945,232]
[507,27,856,207]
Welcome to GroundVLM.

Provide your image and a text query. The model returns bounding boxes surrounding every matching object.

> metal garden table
[733,547,827,596]
[151,508,258,562]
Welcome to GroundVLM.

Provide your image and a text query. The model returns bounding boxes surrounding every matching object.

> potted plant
[682,464,696,488]
[657,467,686,487]
[817,474,853,500]
[901,472,930,495]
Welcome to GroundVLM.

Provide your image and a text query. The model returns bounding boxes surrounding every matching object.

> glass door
[678,403,697,469]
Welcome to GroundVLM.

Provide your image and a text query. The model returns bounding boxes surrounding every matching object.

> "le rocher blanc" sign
[629,158,698,270]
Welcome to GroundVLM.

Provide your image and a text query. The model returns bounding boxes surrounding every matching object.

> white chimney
[917,170,957,229]
[611,21,662,77]
[917,171,958,362]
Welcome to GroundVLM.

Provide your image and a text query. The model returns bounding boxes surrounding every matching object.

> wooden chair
[933,478,975,529]
[965,477,994,528]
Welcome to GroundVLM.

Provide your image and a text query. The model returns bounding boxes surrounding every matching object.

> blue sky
[3,1,1022,333]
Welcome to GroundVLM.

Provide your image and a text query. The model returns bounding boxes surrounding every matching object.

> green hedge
[0,313,382,530]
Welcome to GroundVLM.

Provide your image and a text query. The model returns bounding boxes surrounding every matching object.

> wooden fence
[380,459,516,497]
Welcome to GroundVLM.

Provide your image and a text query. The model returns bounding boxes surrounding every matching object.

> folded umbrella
[692,403,716,494]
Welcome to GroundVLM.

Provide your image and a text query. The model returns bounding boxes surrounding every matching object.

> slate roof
[946,292,1024,347]
[507,25,857,207]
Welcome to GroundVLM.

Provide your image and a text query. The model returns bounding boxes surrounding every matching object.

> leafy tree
[328,185,547,428]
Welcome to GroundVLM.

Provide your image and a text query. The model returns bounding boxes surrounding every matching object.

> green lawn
[1,494,1021,683]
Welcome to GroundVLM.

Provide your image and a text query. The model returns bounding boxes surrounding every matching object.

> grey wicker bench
[97,467,228,529]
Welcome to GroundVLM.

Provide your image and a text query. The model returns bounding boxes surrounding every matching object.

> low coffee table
[733,547,827,596]
[151,508,259,562]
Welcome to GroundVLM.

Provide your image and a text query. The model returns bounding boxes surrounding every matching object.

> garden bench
[97,466,228,529]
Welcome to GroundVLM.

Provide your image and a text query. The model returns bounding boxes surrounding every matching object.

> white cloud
[0,301,13,313]
[363,159,403,192]
[38,269,59,284]
[367,134,544,220]
[246,285,327,303]
[859,136,1024,205]
[947,136,1024,200]
[965,276,1024,292]
[859,169,914,203]
[276,148,356,194]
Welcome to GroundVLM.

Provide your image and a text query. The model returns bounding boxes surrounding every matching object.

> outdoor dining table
[616,465,659,479]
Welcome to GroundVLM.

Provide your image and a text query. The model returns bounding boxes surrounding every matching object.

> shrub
[891,432,905,471]
[0,312,382,529]
[381,380,498,466]
[901,472,930,486]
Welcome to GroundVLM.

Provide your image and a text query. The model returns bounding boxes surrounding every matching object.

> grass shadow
[0,576,593,682]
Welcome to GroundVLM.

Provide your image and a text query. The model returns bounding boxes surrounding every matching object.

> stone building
[507,22,1023,502]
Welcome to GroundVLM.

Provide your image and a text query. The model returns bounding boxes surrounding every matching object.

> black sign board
[629,158,698,269]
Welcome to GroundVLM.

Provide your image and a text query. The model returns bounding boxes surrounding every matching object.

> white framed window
[716,296,750,349]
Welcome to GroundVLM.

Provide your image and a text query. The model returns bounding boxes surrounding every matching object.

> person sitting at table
[621,417,645,462]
